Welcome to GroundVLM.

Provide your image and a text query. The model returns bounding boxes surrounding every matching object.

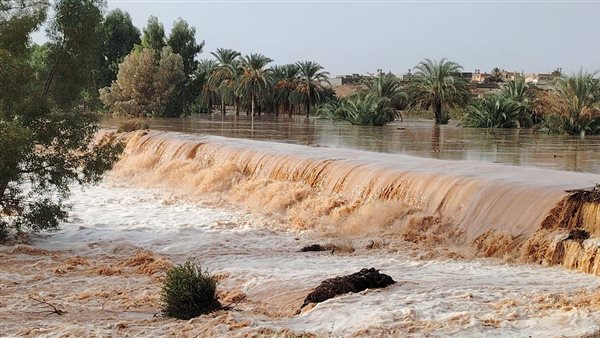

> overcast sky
[41,0,600,75]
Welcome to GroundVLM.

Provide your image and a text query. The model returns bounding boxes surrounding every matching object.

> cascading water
[114,130,600,275]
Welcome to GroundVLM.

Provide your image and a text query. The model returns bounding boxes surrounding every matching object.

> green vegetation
[407,58,470,125]
[1,0,123,241]
[117,119,150,133]
[538,71,600,135]
[463,94,525,128]
[99,47,185,117]
[160,259,221,320]
[317,93,395,126]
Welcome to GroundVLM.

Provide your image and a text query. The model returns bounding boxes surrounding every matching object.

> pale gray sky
[43,0,600,75]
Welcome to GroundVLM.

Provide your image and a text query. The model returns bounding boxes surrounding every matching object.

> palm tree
[317,93,395,126]
[271,64,300,117]
[362,71,406,120]
[238,53,273,122]
[196,59,218,113]
[500,76,534,127]
[296,61,330,118]
[542,71,600,135]
[209,48,241,115]
[408,58,470,124]
[463,94,523,129]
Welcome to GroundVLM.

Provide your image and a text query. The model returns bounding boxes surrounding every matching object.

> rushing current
[2,118,599,337]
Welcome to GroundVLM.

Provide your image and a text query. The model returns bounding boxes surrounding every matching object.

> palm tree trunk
[235,98,240,116]
[434,100,442,125]
[221,97,225,116]
[306,85,311,119]
[251,93,255,125]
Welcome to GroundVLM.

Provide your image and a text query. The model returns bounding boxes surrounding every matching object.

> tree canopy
[0,0,122,241]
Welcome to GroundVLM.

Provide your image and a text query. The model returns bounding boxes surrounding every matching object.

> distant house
[328,74,365,86]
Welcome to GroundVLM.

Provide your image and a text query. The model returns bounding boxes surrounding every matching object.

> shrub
[463,94,526,128]
[117,119,150,133]
[318,93,396,126]
[160,259,221,320]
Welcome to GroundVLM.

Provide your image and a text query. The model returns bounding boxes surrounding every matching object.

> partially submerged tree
[540,71,600,135]
[238,53,273,119]
[408,58,470,124]
[0,0,123,241]
[296,61,330,118]
[463,94,524,129]
[99,47,185,117]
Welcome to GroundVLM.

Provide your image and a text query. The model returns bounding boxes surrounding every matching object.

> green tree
[141,15,165,51]
[271,64,300,117]
[196,59,218,113]
[44,0,105,106]
[296,61,330,118]
[238,53,273,120]
[408,58,470,124]
[1,0,122,241]
[165,18,204,116]
[99,47,185,117]
[98,9,141,88]
[209,48,241,115]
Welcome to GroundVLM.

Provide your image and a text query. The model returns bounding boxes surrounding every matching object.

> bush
[160,259,221,320]
[318,93,396,126]
[463,94,527,128]
[117,119,150,133]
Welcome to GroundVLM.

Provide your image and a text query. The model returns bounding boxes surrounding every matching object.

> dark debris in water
[301,268,395,309]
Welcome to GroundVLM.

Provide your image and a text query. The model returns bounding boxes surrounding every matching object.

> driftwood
[301,268,395,308]
[29,295,67,316]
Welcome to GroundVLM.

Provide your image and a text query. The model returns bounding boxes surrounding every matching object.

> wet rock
[301,268,395,308]
[299,244,333,252]
[566,229,590,241]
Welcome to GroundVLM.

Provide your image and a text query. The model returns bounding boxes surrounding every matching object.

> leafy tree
[540,71,600,135]
[141,15,165,51]
[408,58,470,124]
[165,18,204,116]
[238,53,273,120]
[99,47,185,117]
[0,0,123,241]
[98,9,141,88]
[44,0,105,107]
[296,61,330,118]
[463,94,524,128]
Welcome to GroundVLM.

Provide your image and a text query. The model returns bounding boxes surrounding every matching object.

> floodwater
[1,116,598,337]
[104,115,600,173]
[1,182,599,337]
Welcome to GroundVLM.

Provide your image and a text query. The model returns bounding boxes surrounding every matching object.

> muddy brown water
[104,115,600,174]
